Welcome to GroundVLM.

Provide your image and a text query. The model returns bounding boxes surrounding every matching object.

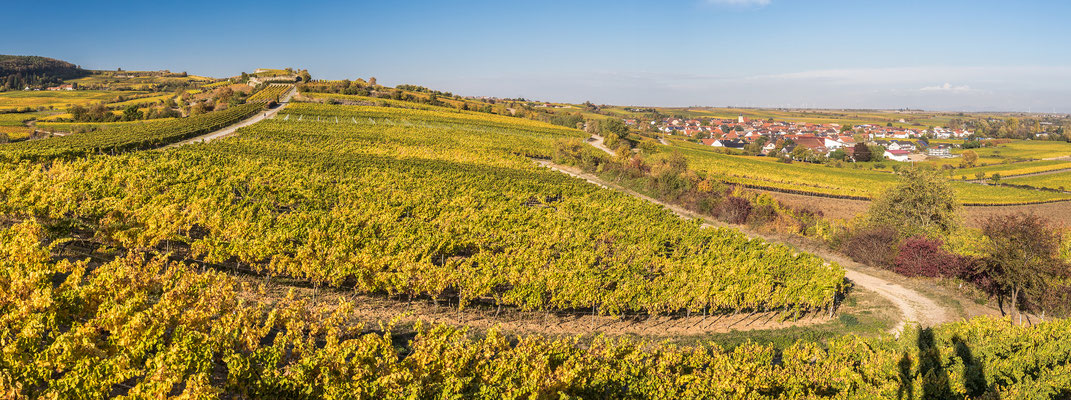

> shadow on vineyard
[896,328,989,400]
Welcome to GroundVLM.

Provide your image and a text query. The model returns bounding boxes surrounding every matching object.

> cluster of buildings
[23,83,77,91]
[650,115,966,162]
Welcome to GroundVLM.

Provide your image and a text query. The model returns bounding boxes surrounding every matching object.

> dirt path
[167,86,296,147]
[263,284,858,339]
[587,134,615,155]
[536,160,951,334]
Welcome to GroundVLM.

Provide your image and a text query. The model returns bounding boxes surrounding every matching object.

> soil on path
[587,134,615,155]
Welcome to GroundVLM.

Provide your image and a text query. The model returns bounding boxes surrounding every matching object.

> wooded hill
[0,55,89,90]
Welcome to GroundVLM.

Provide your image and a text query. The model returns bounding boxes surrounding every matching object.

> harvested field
[755,187,1071,228]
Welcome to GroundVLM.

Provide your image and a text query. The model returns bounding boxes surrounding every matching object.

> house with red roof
[794,136,828,154]
[884,149,912,162]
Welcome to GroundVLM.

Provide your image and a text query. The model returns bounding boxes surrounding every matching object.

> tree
[852,142,871,162]
[828,148,847,161]
[865,167,959,237]
[981,213,1066,319]
[122,105,143,121]
[68,104,88,121]
[868,145,886,161]
[961,150,978,167]
[601,118,629,138]
[894,236,962,277]
[843,225,899,267]
[190,102,208,116]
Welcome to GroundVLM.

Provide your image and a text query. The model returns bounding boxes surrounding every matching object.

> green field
[952,159,1071,179]
[1004,170,1071,191]
[660,139,1071,205]
[964,140,1071,160]
[921,140,1071,170]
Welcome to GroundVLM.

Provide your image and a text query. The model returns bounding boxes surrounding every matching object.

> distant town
[642,115,973,162]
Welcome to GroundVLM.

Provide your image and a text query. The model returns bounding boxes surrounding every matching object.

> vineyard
[106,92,176,108]
[0,89,137,109]
[0,102,845,317]
[200,80,232,89]
[247,84,292,103]
[954,159,1071,179]
[1,220,1068,398]
[0,113,32,140]
[1005,170,1071,191]
[0,102,264,161]
[662,139,1071,205]
[33,117,180,133]
[2,97,1069,398]
[300,91,481,112]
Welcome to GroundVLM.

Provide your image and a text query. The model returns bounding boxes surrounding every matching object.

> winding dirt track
[587,134,615,155]
[536,158,951,334]
[167,86,296,147]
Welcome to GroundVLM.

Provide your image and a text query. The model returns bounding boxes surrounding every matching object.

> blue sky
[4,0,1070,112]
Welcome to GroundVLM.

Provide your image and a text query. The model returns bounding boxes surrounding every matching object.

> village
[639,115,973,162]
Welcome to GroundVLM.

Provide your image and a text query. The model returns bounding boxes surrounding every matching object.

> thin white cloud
[705,0,771,7]
[453,65,1071,112]
[920,82,971,92]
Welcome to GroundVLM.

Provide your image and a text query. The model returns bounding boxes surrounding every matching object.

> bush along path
[535,158,951,335]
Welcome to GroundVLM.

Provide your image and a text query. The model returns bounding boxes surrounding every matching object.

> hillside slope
[0,55,89,90]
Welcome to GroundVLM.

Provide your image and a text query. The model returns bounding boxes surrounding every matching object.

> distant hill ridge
[0,55,89,90]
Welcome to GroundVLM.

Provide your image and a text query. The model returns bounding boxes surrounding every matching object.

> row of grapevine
[0,102,265,161]
[0,102,845,317]
[1,220,1068,399]
[247,84,292,103]
[34,117,181,133]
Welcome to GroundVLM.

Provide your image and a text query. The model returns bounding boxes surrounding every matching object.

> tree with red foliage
[894,236,963,278]
[852,142,871,162]
[718,196,751,224]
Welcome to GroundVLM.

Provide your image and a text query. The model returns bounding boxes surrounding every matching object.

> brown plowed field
[755,188,1071,228]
